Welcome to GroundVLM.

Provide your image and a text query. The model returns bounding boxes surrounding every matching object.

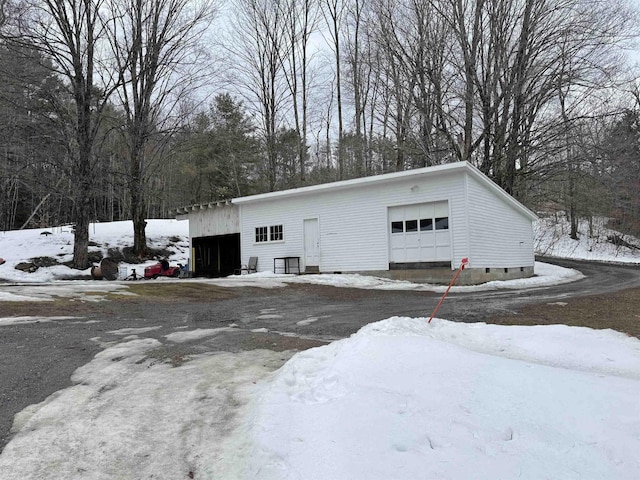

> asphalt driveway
[1,258,639,451]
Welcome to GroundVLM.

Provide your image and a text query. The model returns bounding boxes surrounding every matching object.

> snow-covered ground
[0,219,191,284]
[535,214,640,263]
[0,218,639,479]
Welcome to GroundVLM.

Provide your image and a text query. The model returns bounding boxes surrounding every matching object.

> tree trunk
[131,148,148,257]
[72,178,92,269]
[569,178,578,240]
[350,0,364,174]
[326,0,344,180]
[73,216,90,269]
[455,0,482,162]
[133,208,148,257]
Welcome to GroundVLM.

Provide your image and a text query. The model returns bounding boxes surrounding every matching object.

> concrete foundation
[353,265,535,286]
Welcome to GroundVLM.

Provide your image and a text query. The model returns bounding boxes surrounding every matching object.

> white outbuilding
[176,161,538,284]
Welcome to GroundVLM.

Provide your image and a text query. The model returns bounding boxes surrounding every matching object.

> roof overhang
[174,199,234,216]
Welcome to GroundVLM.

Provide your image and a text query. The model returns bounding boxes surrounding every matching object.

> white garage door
[389,201,451,263]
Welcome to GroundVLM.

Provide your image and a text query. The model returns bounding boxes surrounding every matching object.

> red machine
[144,260,181,279]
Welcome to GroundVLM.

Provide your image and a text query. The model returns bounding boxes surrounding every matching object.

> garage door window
[420,218,433,231]
[392,217,445,234]
[435,217,449,230]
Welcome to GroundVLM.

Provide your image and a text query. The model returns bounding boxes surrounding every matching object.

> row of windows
[255,217,447,242]
[391,217,448,234]
[255,225,283,243]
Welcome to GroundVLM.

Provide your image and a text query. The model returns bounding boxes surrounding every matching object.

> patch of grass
[0,283,236,316]
[122,282,237,302]
[76,290,118,297]
[0,299,98,316]
[491,287,640,338]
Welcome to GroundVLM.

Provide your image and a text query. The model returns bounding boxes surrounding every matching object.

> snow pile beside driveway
[244,317,640,479]
[195,260,583,294]
[0,339,288,479]
[0,318,638,479]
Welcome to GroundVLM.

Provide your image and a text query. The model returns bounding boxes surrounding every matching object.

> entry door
[303,218,320,269]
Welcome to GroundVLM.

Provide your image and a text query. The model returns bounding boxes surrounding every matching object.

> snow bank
[244,317,640,479]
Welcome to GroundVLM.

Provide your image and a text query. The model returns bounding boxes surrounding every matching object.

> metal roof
[232,161,538,221]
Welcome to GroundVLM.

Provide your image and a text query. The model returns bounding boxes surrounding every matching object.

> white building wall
[466,174,535,268]
[239,171,470,273]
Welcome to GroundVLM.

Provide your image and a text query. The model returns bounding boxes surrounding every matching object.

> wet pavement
[1,257,639,451]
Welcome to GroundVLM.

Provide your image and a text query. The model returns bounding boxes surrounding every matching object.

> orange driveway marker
[428,257,469,323]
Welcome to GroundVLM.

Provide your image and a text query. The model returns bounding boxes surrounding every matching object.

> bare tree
[371,0,454,169]
[445,0,637,195]
[281,0,319,182]
[4,0,123,268]
[344,0,372,174]
[228,0,291,191]
[106,0,217,257]
[322,0,347,179]
[370,0,420,171]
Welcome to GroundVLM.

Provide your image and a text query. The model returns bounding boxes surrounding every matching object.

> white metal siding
[239,171,469,273]
[466,175,534,267]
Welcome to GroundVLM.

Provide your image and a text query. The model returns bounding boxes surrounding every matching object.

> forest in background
[0,0,639,268]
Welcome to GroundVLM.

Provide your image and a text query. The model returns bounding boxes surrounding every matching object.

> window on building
[256,225,284,243]
[270,224,283,241]
[405,219,418,232]
[435,217,449,230]
[255,226,268,243]
[420,218,433,231]
[392,216,448,234]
